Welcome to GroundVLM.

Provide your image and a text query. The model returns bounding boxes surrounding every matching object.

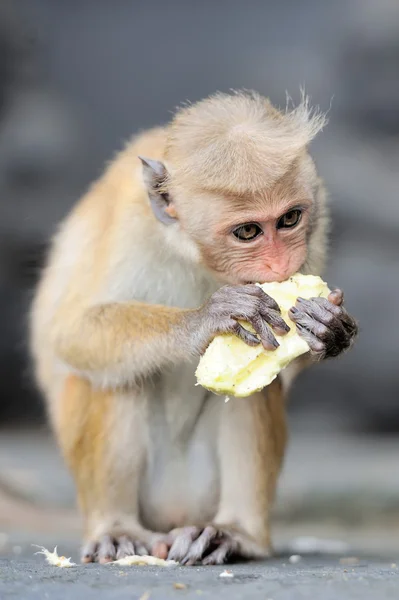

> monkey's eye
[277,209,302,229]
[232,223,263,241]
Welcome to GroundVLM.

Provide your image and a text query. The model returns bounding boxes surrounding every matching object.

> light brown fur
[29,90,328,563]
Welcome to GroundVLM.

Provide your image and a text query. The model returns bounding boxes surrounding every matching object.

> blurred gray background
[0,0,398,433]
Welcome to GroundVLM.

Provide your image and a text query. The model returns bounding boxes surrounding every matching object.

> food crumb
[219,569,234,578]
[33,545,76,568]
[391,563,397,569]
[110,555,177,567]
[173,583,187,590]
[289,554,301,564]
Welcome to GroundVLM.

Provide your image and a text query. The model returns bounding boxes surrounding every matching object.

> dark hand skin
[197,284,290,352]
[289,289,358,360]
[197,285,357,361]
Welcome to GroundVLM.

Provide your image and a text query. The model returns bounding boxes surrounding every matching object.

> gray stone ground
[1,426,399,598]
[1,555,399,600]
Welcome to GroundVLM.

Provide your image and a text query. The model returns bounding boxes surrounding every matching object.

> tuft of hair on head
[165,89,327,196]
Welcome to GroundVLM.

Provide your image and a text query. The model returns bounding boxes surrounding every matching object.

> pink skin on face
[236,227,307,283]
[214,205,311,285]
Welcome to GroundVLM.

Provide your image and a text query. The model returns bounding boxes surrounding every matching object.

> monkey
[29,90,358,566]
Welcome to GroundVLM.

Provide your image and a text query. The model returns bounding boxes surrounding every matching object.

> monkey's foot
[81,534,169,564]
[167,526,240,566]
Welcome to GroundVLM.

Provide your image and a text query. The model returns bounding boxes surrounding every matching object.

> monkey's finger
[167,527,201,563]
[227,287,281,315]
[322,300,358,337]
[291,304,349,345]
[248,314,279,350]
[230,321,261,346]
[202,539,235,565]
[181,526,218,566]
[319,298,358,336]
[259,307,290,335]
[252,286,281,312]
[297,297,357,334]
[289,309,331,340]
[295,297,342,325]
[294,318,352,359]
[295,324,325,359]
[237,284,281,312]
[134,542,149,556]
[116,535,135,559]
[81,540,98,563]
[328,288,344,306]
[98,534,117,564]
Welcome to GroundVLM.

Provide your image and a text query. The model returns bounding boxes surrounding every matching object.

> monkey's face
[174,159,319,286]
[194,202,309,285]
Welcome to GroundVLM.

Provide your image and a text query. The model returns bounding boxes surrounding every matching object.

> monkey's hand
[196,284,290,353]
[288,289,358,360]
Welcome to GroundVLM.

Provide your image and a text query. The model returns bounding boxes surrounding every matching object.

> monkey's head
[140,91,328,285]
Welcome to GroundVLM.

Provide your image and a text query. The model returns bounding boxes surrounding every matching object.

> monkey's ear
[138,156,177,224]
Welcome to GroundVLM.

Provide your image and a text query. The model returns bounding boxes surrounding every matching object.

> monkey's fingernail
[290,307,298,314]
[272,339,280,348]
[297,297,305,303]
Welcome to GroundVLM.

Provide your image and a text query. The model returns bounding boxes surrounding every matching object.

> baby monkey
[30,90,357,565]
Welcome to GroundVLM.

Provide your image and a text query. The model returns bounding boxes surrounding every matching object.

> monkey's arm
[52,285,288,388]
[52,302,202,388]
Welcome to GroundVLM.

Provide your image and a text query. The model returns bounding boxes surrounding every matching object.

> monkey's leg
[55,375,168,563]
[167,378,287,565]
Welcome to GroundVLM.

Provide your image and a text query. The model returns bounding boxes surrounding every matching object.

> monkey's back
[29,127,168,413]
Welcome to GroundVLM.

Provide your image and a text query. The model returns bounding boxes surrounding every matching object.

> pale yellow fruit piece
[110,555,178,567]
[195,273,330,397]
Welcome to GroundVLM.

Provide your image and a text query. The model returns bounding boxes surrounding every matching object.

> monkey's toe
[81,535,116,563]
[81,533,151,563]
[180,526,218,565]
[98,534,117,563]
[167,525,237,566]
[202,540,235,565]
[115,534,150,559]
[167,526,202,562]
[81,540,98,563]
